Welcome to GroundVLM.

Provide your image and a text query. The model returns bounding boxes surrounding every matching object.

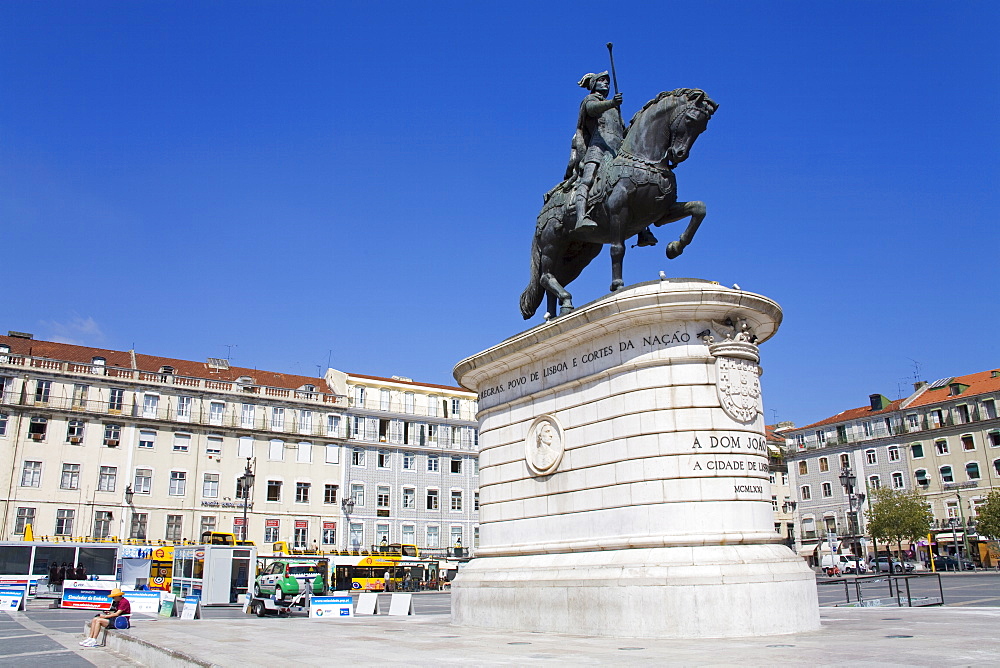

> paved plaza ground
[3,575,999,666]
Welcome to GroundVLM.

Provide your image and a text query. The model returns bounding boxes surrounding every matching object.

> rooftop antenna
[770,409,778,424]
[905,357,922,384]
[224,344,238,362]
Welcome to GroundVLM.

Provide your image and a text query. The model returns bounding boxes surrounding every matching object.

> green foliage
[975,490,1000,540]
[865,487,933,550]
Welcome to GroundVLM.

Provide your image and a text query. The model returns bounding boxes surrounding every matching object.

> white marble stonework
[451,280,819,638]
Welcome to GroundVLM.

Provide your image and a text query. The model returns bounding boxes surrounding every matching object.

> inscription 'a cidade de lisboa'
[479,330,692,400]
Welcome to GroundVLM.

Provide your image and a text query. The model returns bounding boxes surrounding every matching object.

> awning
[797,545,819,556]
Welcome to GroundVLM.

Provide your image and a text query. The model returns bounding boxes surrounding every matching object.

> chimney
[913,381,928,392]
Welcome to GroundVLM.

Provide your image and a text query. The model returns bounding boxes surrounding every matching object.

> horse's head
[628,89,718,168]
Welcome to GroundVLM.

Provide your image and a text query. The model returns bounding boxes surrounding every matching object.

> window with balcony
[209,402,225,426]
[108,388,124,413]
[271,407,285,431]
[142,394,159,418]
[299,410,313,434]
[176,396,192,421]
[241,404,255,428]
[34,380,51,405]
[326,414,341,437]
[983,399,997,420]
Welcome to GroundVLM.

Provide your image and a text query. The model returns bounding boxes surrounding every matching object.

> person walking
[80,589,130,647]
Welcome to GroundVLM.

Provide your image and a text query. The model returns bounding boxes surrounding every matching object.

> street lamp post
[123,485,134,542]
[239,457,255,543]
[839,466,859,556]
[341,496,355,551]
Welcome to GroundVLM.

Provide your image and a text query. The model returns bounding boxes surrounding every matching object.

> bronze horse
[520,88,718,320]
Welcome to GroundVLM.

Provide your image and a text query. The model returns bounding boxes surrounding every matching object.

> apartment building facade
[0,333,479,555]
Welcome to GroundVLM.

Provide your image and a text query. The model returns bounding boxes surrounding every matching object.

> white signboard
[355,592,379,615]
[121,590,161,615]
[387,593,414,616]
[310,595,354,619]
[180,595,201,620]
[0,586,26,611]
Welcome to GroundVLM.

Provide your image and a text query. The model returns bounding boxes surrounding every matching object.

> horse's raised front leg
[652,200,706,259]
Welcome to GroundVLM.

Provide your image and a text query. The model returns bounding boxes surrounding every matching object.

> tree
[975,490,1000,540]
[865,487,933,564]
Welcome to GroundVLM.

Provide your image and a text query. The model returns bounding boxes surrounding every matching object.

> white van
[819,554,863,573]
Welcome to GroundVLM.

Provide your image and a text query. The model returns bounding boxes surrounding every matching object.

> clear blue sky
[3,1,997,427]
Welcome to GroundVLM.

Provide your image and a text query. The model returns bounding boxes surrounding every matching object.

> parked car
[872,557,915,574]
[932,556,975,571]
[254,560,327,599]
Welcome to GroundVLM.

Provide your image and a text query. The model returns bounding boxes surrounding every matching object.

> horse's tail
[520,228,544,320]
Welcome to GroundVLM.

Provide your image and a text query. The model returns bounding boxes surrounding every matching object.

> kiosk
[172,544,256,605]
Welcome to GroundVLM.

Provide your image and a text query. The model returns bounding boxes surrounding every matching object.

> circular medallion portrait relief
[524,415,565,476]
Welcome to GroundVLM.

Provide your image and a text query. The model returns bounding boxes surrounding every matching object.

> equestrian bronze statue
[520,85,718,320]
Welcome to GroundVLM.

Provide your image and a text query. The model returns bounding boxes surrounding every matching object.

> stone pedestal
[451,280,819,638]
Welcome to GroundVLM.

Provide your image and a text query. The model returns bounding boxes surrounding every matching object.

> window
[839,453,850,469]
[165,515,183,541]
[799,485,811,500]
[294,522,309,546]
[451,456,462,474]
[403,452,415,470]
[378,450,390,468]
[426,525,440,548]
[427,395,438,417]
[234,477,248,499]
[0,412,7,437]
[868,475,881,489]
[238,436,252,458]
[203,473,220,498]
[888,446,900,462]
[200,516,216,538]
[322,524,336,545]
[264,521,279,543]
[818,457,829,473]
[130,513,147,540]
[815,430,826,444]
[55,509,75,536]
[891,471,904,489]
[66,420,85,443]
[169,471,187,496]
[962,435,975,451]
[428,454,439,472]
[907,413,919,429]
[865,449,877,465]
[325,444,339,464]
[207,435,223,457]
[349,523,363,549]
[995,459,1000,476]
[821,482,832,497]
[269,439,284,461]
[93,511,113,539]
[20,461,41,487]
[426,489,439,510]
[176,396,192,421]
[142,394,159,418]
[138,430,155,449]
[473,458,479,476]
[935,439,949,455]
[354,386,366,407]
[474,490,480,510]
[241,404,255,429]
[450,525,463,549]
[299,410,312,434]
[376,522,390,547]
[404,392,415,414]
[351,483,365,507]
[98,466,117,492]
[352,448,365,466]
[134,469,152,494]
[862,421,873,438]
[324,484,338,504]
[451,398,461,417]
[173,433,191,452]
[402,487,415,509]
[451,490,463,511]
[267,480,282,502]
[402,524,415,544]
[61,463,80,490]
[914,469,929,486]
[27,416,47,440]
[911,443,924,458]
[297,441,312,464]
[34,380,51,404]
[956,404,970,423]
[296,482,311,503]
[14,508,35,535]
[798,461,808,476]
[989,432,1000,448]
[208,401,224,426]
[377,486,390,509]
[271,407,285,431]
[108,388,124,413]
[966,462,981,480]
[939,466,954,483]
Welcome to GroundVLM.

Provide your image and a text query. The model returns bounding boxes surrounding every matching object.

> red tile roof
[789,399,904,432]
[904,369,1000,409]
[0,335,466,394]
